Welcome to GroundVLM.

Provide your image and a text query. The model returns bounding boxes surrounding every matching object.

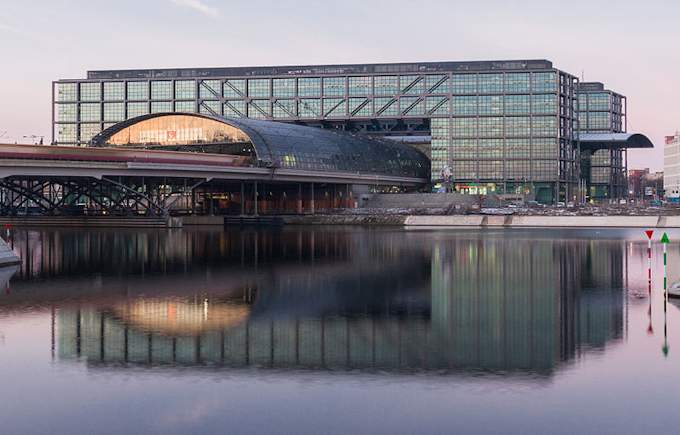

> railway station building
[53,59,654,204]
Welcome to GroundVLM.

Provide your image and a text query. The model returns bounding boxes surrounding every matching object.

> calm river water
[1,227,679,434]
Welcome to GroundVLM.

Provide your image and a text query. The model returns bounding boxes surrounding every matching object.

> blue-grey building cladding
[54,60,581,203]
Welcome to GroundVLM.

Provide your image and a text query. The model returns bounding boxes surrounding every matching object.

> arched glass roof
[91,113,430,180]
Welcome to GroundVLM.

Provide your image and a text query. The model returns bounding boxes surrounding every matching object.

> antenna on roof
[581,70,585,82]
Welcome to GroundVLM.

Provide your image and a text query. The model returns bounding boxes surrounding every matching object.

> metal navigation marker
[645,230,654,294]
[662,233,669,298]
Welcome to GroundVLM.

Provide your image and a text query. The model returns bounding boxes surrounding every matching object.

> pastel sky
[0,0,678,170]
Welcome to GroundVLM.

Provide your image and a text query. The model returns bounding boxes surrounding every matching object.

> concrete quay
[281,214,680,228]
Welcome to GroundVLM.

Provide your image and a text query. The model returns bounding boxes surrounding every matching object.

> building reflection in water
[4,228,626,375]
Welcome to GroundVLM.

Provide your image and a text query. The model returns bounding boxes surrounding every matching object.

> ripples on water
[1,227,679,434]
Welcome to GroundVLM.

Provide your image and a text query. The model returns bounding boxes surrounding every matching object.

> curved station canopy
[91,113,430,182]
[578,133,654,151]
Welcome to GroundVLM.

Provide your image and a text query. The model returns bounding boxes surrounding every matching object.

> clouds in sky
[169,0,219,18]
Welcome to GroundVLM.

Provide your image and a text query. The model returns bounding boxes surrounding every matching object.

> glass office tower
[576,82,627,200]
[53,60,580,203]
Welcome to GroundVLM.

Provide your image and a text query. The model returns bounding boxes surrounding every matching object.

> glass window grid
[426,97,449,115]
[478,96,503,115]
[174,101,195,113]
[297,77,321,97]
[248,79,270,98]
[151,101,173,113]
[151,81,172,100]
[426,75,448,94]
[299,99,321,118]
[374,76,398,96]
[532,72,557,92]
[273,99,296,118]
[79,83,101,101]
[79,124,101,142]
[374,98,397,116]
[103,103,124,122]
[175,80,196,100]
[478,74,503,94]
[249,99,270,118]
[273,78,296,98]
[79,103,101,122]
[57,124,77,142]
[505,95,530,114]
[127,82,149,100]
[400,75,424,95]
[323,98,346,117]
[103,82,124,101]
[57,83,77,102]
[348,77,371,96]
[127,102,148,119]
[505,73,530,93]
[224,80,246,98]
[56,103,77,122]
[199,100,221,116]
[349,98,371,117]
[199,80,221,99]
[224,100,246,117]
[323,77,345,97]
[452,74,477,94]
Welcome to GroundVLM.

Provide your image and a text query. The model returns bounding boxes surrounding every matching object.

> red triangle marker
[645,230,654,240]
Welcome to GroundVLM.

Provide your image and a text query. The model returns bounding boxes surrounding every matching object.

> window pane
[56,83,77,102]
[248,79,270,98]
[175,80,196,99]
[127,82,148,100]
[103,82,124,100]
[298,78,320,97]
[151,81,172,100]
[80,83,101,102]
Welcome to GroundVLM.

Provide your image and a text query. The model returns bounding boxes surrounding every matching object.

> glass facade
[91,114,430,180]
[577,83,626,200]
[54,60,583,202]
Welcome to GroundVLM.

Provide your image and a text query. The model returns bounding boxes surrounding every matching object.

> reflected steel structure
[0,114,429,216]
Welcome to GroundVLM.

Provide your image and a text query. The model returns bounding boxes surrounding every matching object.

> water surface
[1,227,679,434]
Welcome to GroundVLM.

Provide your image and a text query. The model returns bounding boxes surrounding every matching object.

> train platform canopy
[90,113,430,183]
[578,133,654,150]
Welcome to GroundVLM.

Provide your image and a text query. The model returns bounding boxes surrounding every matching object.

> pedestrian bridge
[0,113,429,216]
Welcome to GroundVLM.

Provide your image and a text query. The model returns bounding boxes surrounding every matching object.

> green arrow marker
[662,233,670,244]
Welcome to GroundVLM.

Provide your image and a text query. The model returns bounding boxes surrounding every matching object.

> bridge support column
[310,183,315,215]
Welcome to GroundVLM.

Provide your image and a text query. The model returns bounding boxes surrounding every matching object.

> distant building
[664,133,680,202]
[627,168,649,198]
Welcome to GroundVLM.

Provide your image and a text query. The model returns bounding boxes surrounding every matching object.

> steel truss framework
[0,176,205,216]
